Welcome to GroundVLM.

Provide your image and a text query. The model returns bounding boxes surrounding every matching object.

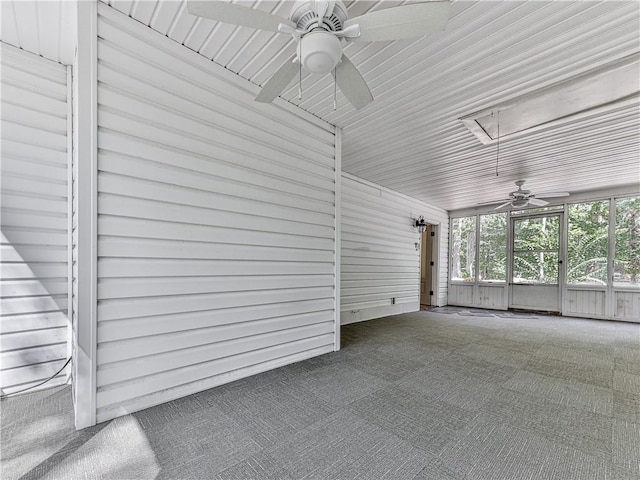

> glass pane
[513,251,559,284]
[567,201,609,285]
[514,216,560,251]
[479,213,507,281]
[614,196,640,287]
[451,216,476,281]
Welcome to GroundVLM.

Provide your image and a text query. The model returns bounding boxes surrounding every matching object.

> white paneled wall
[0,43,70,395]
[478,285,506,309]
[614,291,640,322]
[449,284,507,310]
[93,4,336,422]
[340,174,448,324]
[563,289,639,322]
[448,284,475,307]
[564,289,607,318]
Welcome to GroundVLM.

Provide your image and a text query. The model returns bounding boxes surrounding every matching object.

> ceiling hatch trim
[460,53,640,145]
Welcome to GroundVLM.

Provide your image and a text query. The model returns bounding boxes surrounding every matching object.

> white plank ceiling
[2,1,639,210]
[0,0,76,66]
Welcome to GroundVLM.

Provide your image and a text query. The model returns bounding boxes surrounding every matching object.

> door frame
[420,224,438,308]
[508,210,565,312]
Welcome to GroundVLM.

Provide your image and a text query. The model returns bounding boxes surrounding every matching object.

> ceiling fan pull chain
[299,42,303,100]
[333,67,337,110]
[495,110,500,177]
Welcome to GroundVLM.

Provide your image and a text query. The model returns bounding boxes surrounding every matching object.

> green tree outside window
[451,216,476,281]
[479,213,507,281]
[615,196,640,286]
[567,201,609,285]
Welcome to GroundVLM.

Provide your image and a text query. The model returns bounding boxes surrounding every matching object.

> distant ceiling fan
[187,0,452,109]
[477,180,570,210]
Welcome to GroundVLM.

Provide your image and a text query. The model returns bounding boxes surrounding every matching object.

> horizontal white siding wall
[0,43,70,395]
[340,173,448,324]
[94,4,336,422]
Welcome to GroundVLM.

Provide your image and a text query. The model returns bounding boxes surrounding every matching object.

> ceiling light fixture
[298,31,343,74]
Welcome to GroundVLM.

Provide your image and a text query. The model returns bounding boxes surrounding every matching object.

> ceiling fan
[477,180,570,210]
[187,0,452,109]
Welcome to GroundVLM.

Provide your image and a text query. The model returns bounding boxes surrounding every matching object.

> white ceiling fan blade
[326,0,336,17]
[278,23,305,39]
[528,198,549,206]
[255,55,298,104]
[315,0,328,21]
[334,24,361,38]
[477,198,510,206]
[333,55,373,109]
[535,192,570,198]
[187,0,295,32]
[344,1,452,43]
[493,202,513,211]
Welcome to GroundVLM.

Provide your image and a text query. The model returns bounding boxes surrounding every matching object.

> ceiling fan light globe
[298,32,342,73]
[512,199,529,208]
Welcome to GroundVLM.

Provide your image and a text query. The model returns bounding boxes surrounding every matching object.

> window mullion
[607,197,615,316]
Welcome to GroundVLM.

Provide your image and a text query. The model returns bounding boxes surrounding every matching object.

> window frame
[613,195,640,290]
[565,199,610,287]
[478,212,508,283]
[449,215,478,283]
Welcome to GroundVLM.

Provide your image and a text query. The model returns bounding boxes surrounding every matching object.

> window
[451,216,476,281]
[614,196,640,287]
[479,213,507,282]
[567,201,609,285]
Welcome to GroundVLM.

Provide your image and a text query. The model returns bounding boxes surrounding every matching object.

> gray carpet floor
[2,309,639,479]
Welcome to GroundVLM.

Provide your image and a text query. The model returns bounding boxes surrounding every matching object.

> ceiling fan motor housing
[290,1,348,32]
[511,198,529,208]
[290,1,348,74]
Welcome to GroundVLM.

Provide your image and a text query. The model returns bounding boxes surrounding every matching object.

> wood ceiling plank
[0,3,20,48]
[149,0,183,34]
[130,0,157,25]
[36,1,61,63]
[108,0,134,16]
[12,1,40,54]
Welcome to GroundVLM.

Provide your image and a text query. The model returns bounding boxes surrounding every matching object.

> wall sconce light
[414,216,427,234]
